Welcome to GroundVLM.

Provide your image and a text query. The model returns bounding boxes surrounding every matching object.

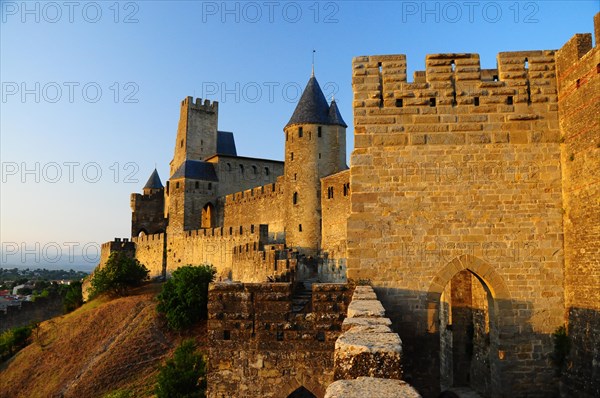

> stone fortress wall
[90,13,599,398]
[346,13,599,398]
[555,14,600,398]
[349,48,564,396]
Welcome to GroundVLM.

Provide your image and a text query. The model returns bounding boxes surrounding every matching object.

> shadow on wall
[365,287,599,398]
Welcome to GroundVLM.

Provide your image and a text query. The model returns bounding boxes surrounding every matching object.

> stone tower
[130,169,167,236]
[166,97,220,234]
[169,97,218,176]
[283,74,347,255]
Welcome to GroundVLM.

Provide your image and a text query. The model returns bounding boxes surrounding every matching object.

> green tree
[89,252,149,298]
[62,281,83,313]
[155,339,206,398]
[157,265,216,330]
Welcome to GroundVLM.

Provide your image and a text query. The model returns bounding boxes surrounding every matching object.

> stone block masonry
[555,13,600,398]
[350,49,565,397]
[327,286,418,397]
[207,282,353,398]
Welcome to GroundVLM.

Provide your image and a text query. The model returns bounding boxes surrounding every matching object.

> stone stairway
[291,278,317,313]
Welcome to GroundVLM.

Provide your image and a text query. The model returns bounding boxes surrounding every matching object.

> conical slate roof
[143,169,163,189]
[285,76,346,129]
[327,99,347,128]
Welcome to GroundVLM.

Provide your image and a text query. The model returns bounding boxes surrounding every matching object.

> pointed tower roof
[143,169,163,190]
[327,99,347,128]
[285,76,331,129]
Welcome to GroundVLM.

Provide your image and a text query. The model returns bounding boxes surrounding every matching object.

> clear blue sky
[1,1,598,266]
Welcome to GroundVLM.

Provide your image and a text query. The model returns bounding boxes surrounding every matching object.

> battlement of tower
[181,96,219,113]
[353,51,557,109]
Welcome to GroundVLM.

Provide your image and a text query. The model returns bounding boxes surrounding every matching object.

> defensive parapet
[223,176,286,240]
[353,51,559,147]
[224,178,283,204]
[181,96,219,113]
[207,282,353,398]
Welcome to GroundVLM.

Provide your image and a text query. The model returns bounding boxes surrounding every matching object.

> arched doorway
[428,255,512,398]
[439,269,492,395]
[287,386,316,398]
[201,202,215,228]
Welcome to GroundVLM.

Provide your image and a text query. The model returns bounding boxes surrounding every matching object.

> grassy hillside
[0,284,206,398]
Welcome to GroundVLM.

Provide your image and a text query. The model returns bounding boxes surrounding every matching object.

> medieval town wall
[555,14,600,398]
[223,176,286,241]
[348,50,564,397]
[207,282,352,398]
[321,170,351,282]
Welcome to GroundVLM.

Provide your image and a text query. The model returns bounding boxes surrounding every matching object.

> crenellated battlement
[352,50,560,147]
[353,51,557,110]
[224,178,284,204]
[181,96,218,113]
[101,238,134,250]
[132,232,165,244]
[183,224,268,240]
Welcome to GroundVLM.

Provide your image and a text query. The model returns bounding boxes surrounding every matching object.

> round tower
[283,75,347,255]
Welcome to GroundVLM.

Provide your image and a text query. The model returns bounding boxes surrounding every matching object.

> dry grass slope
[0,284,206,398]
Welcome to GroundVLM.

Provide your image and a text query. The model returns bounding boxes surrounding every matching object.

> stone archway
[427,255,513,397]
[287,386,317,398]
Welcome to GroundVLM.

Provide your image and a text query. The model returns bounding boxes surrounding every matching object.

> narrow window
[208,182,212,190]
[180,139,184,148]
[229,227,233,234]
[239,164,244,175]
[507,96,513,105]
[493,75,499,81]
[240,226,243,234]
[576,79,581,89]
[276,331,284,341]
[291,152,294,161]
[319,153,321,159]
[227,163,232,171]
[395,98,403,107]
[223,330,231,340]
[294,173,297,180]
[293,192,298,205]
[429,97,436,107]
[451,60,455,72]
[298,224,302,232]
[299,127,303,138]
[251,224,255,233]
[265,167,269,176]
[309,132,312,140]
[474,97,480,106]
[524,58,529,70]
[201,139,203,145]
[318,126,322,137]
[252,165,257,175]
[195,181,199,189]
[175,182,180,189]
[286,132,289,141]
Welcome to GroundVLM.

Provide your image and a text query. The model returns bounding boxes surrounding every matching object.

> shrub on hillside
[155,339,206,398]
[61,281,84,313]
[157,265,216,330]
[89,252,149,298]
[0,325,33,362]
